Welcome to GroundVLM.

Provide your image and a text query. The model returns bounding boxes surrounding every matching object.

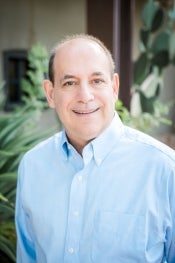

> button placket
[64,171,86,262]
[77,175,83,182]
[68,247,74,254]
[73,210,79,216]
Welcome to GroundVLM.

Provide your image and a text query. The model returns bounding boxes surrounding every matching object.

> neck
[66,136,93,156]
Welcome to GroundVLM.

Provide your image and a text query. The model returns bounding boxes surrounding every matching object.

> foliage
[116,99,172,132]
[132,0,175,117]
[0,44,53,262]
[0,104,54,262]
[21,43,49,108]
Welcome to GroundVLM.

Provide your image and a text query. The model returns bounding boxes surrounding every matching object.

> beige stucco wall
[0,0,86,82]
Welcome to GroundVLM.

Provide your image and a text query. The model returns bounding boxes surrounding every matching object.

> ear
[112,73,119,100]
[43,80,56,108]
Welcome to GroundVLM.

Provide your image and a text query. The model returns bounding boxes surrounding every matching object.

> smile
[72,108,99,115]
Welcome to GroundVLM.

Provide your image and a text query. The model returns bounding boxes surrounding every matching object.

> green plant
[21,43,49,108]
[0,192,16,262]
[133,0,175,116]
[0,103,54,262]
[116,98,172,133]
[0,43,53,262]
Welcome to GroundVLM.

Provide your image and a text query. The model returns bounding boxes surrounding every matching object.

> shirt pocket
[91,211,146,263]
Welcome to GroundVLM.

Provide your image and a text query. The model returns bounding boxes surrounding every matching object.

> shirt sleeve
[165,164,175,263]
[15,159,36,263]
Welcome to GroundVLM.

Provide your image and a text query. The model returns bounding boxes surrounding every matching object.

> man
[15,34,175,263]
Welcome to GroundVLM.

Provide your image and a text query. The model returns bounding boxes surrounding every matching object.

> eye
[91,78,107,88]
[92,79,104,84]
[63,81,77,86]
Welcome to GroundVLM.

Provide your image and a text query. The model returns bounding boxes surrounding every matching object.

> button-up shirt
[15,113,175,263]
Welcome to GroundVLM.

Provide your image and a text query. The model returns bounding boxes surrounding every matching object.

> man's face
[44,39,119,151]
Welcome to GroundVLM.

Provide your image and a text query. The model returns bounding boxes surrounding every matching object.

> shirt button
[73,211,79,216]
[77,175,83,181]
[68,247,74,254]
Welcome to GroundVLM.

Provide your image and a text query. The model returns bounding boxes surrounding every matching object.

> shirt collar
[61,132,70,160]
[91,112,124,165]
[60,111,124,165]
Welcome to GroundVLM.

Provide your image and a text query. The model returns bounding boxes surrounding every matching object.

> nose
[77,83,94,103]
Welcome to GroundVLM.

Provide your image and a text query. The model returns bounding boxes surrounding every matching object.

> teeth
[74,109,96,114]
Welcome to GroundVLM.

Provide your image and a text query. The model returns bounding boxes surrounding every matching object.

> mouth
[72,108,99,115]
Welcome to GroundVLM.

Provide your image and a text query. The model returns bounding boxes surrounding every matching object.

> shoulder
[21,131,64,162]
[123,125,175,164]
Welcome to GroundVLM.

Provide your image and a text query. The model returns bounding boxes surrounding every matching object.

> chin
[84,129,102,141]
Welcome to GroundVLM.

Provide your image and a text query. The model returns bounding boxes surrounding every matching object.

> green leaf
[140,70,162,98]
[142,0,158,29]
[0,234,16,262]
[134,53,150,85]
[139,89,159,113]
[151,30,170,53]
[172,56,175,65]
[151,8,164,33]
[151,50,169,69]
[0,173,17,181]
[0,202,14,218]
[115,100,131,124]
[169,32,175,59]
[140,28,150,48]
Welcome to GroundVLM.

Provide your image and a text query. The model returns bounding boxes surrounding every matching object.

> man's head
[43,34,119,153]
[48,34,116,84]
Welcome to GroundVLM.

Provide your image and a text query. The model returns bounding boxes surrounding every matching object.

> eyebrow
[61,74,75,80]
[59,74,76,84]
[60,71,105,83]
[91,71,105,77]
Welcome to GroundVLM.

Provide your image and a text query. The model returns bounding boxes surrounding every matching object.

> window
[3,50,28,111]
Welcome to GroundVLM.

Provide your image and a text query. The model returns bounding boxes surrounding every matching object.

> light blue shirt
[15,113,175,263]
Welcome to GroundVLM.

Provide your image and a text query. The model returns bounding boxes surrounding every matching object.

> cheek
[100,89,117,104]
[54,93,72,115]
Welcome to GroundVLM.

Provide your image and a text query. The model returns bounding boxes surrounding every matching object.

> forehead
[56,38,105,56]
[53,39,110,75]
[55,39,109,65]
